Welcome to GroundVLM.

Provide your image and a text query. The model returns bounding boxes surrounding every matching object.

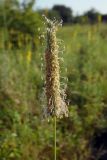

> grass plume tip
[43,16,68,118]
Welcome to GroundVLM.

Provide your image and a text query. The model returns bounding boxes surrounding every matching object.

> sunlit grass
[0,23,107,159]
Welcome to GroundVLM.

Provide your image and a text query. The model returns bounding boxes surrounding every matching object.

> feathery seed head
[43,16,68,118]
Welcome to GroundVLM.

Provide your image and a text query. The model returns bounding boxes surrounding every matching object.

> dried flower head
[43,16,68,118]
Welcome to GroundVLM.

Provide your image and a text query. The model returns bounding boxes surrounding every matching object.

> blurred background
[0,0,107,160]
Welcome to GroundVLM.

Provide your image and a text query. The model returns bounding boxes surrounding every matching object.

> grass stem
[54,116,56,160]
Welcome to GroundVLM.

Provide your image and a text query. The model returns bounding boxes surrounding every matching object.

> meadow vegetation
[0,23,107,159]
[0,1,107,160]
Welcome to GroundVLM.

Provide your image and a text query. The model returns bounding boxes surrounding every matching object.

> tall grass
[0,23,107,159]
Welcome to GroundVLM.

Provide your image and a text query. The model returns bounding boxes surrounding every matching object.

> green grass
[0,24,107,160]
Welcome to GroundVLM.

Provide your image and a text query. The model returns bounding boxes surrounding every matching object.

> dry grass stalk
[44,16,68,118]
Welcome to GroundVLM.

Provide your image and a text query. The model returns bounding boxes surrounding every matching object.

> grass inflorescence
[43,16,68,118]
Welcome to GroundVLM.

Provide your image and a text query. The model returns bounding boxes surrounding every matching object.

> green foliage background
[0,1,107,160]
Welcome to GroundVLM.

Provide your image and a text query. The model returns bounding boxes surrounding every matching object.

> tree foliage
[52,5,73,23]
[83,8,100,24]
[0,0,42,49]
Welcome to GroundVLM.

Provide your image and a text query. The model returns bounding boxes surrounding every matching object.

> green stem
[54,116,56,160]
